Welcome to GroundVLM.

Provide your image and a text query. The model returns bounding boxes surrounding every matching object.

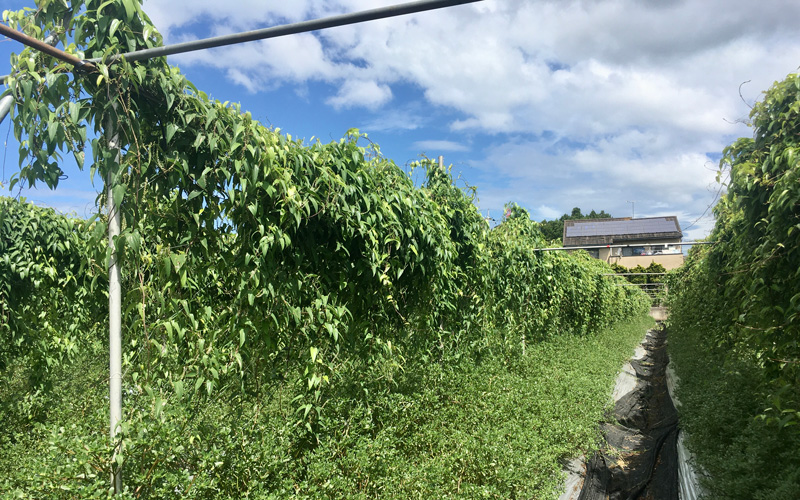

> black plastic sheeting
[579,328,679,500]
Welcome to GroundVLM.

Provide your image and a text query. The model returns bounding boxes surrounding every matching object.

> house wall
[566,239,685,270]
[599,238,684,270]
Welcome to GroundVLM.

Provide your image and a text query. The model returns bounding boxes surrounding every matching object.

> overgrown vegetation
[1,1,650,497]
[611,262,667,305]
[668,71,800,497]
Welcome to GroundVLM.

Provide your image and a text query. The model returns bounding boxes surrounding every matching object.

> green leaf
[109,18,122,38]
[173,380,184,398]
[122,0,135,21]
[111,184,125,212]
[166,123,178,143]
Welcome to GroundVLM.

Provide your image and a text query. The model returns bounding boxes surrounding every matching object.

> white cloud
[412,140,469,153]
[470,126,723,230]
[141,0,800,238]
[144,0,321,39]
[360,110,423,132]
[326,79,392,110]
[535,204,562,221]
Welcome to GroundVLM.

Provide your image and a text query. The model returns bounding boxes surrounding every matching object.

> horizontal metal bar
[0,23,97,72]
[1,0,480,82]
[614,283,666,287]
[88,0,483,64]
[534,241,714,252]
[601,273,668,276]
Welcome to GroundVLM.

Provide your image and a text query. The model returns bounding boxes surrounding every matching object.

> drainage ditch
[578,326,678,499]
[561,325,687,499]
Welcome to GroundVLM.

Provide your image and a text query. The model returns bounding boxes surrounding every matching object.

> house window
[622,246,646,257]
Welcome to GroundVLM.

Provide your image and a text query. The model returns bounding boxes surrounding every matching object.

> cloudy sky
[2,0,800,239]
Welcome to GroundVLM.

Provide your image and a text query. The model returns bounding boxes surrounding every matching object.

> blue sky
[3,0,800,239]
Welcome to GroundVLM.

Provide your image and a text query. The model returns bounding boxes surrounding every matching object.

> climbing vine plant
[1,0,649,496]
[669,71,800,430]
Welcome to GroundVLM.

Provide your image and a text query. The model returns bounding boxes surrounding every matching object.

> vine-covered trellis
[1,1,649,496]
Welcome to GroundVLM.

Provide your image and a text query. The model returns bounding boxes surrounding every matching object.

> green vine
[1,1,649,496]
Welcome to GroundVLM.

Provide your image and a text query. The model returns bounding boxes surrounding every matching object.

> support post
[106,112,123,494]
[0,95,14,125]
[438,155,444,170]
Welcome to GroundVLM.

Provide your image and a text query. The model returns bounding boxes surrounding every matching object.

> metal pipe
[1,1,479,81]
[0,95,13,125]
[534,241,715,252]
[87,0,482,63]
[105,110,123,494]
[601,272,668,276]
[0,23,96,72]
[0,21,74,84]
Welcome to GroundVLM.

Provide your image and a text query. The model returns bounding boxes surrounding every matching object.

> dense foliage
[668,71,800,497]
[0,1,650,497]
[0,197,103,373]
[538,207,612,242]
[610,262,666,304]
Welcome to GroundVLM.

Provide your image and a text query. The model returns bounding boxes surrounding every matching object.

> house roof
[562,216,682,247]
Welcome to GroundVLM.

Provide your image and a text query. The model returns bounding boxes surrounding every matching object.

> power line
[681,170,728,233]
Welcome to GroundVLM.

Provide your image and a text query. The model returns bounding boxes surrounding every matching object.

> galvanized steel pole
[105,110,123,494]
[1,0,480,81]
[0,95,13,125]
[87,0,482,64]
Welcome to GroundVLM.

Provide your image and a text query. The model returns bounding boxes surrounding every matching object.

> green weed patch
[669,315,800,499]
[1,314,653,499]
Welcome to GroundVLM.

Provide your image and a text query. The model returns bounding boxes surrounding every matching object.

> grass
[295,313,655,499]
[0,314,655,499]
[668,322,800,499]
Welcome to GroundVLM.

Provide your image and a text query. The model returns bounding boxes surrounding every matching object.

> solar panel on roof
[565,218,678,237]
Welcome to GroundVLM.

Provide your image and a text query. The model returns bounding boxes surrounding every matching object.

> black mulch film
[579,328,679,500]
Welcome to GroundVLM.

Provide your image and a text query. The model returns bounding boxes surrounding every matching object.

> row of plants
[1,0,650,497]
[0,191,650,499]
[667,71,800,498]
[610,261,667,305]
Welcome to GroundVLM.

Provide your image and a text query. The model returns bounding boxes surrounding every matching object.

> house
[562,216,684,270]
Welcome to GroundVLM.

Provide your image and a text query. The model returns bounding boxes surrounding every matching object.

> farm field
[0,275,653,497]
[0,1,651,492]
[4,1,800,498]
